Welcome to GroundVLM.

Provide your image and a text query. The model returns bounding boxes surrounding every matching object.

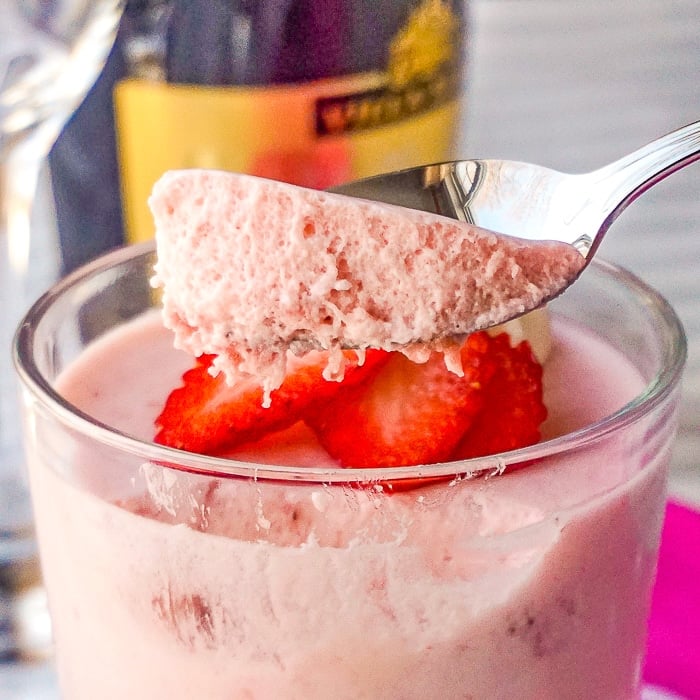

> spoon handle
[591,119,700,233]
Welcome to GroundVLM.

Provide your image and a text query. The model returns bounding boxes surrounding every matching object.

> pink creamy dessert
[149,170,585,398]
[29,309,670,699]
[18,172,682,699]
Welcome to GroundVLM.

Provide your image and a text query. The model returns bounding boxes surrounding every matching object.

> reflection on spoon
[333,119,700,267]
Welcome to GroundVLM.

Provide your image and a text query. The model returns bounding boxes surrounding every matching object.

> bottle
[50,0,467,270]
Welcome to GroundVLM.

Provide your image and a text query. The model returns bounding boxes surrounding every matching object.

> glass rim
[13,240,687,485]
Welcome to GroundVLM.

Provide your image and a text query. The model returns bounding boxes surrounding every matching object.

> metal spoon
[332,119,700,273]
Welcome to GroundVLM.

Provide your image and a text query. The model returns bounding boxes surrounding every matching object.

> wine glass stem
[0,130,59,659]
[1,131,60,505]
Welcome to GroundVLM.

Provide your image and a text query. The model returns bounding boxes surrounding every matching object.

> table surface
[3,0,699,696]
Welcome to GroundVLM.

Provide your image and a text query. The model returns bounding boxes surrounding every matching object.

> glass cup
[13,242,686,699]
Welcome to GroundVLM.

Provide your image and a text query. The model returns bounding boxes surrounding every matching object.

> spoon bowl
[332,120,700,272]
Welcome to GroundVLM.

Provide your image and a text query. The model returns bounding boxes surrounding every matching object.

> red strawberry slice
[452,333,546,461]
[155,349,389,454]
[306,333,497,468]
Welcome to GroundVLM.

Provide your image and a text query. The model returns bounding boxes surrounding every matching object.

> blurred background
[2,0,699,696]
[463,0,700,507]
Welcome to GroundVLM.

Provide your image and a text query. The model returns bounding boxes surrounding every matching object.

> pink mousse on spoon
[149,170,582,402]
[149,120,700,401]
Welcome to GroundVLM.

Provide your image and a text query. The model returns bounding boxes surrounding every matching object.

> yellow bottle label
[115,0,464,242]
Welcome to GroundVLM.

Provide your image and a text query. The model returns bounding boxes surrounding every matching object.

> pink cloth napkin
[644,500,700,699]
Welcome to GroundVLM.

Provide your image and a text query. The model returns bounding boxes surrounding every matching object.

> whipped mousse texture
[149,170,584,397]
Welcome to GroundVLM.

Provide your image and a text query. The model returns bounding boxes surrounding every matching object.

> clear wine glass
[1,0,125,659]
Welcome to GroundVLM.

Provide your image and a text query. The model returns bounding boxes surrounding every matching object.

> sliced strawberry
[155,349,389,454]
[452,333,546,460]
[306,333,497,468]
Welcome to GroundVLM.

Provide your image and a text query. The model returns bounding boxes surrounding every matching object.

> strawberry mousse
[149,170,585,400]
[31,301,675,700]
[15,170,684,699]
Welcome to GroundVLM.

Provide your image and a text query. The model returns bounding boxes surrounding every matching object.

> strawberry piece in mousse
[155,349,389,454]
[155,332,547,480]
[306,332,497,468]
[453,332,547,460]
